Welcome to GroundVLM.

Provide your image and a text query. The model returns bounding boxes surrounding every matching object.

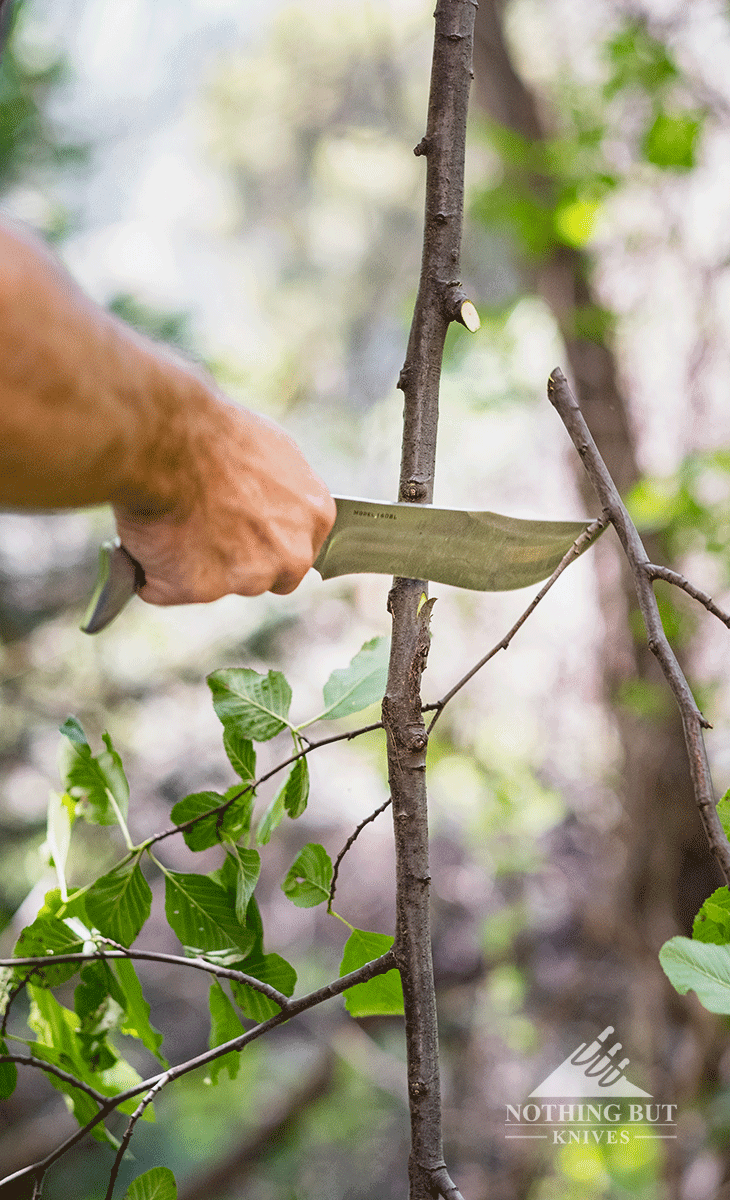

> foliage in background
[472,16,707,274]
[0,0,84,230]
[204,5,427,418]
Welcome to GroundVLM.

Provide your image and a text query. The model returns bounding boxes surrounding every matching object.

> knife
[80,496,598,634]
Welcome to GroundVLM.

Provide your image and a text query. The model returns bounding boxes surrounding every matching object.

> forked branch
[548,366,730,882]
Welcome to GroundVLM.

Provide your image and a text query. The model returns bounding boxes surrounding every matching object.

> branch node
[444,282,480,331]
[406,725,428,752]
[429,1164,466,1200]
[397,364,412,392]
[401,478,428,502]
[414,136,430,156]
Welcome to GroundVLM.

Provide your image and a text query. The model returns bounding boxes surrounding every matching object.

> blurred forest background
[1,0,730,1197]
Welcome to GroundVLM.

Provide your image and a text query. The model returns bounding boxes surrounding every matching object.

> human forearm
[0,218,205,512]
[0,218,336,602]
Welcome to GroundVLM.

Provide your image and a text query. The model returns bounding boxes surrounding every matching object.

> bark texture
[384,2,476,1197]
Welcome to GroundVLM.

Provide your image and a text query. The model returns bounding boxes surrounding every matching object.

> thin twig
[104,1075,167,1200]
[547,366,730,882]
[424,517,607,733]
[0,1052,106,1103]
[5,947,291,1009]
[1,971,39,1037]
[328,797,393,911]
[148,720,384,847]
[646,563,730,629]
[0,950,397,1193]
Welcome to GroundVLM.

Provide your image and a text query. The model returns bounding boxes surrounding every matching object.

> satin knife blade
[80,495,598,634]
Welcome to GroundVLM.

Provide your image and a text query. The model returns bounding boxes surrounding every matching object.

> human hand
[113,396,336,606]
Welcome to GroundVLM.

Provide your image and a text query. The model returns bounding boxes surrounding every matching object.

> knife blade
[80,496,598,634]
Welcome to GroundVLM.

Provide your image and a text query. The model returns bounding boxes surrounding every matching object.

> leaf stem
[105,787,134,851]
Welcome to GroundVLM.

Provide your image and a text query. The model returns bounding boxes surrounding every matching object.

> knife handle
[80,539,145,634]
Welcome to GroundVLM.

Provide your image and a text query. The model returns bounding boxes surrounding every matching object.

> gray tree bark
[383,2,476,1197]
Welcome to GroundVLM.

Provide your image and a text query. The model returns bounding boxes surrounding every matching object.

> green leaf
[225,847,261,925]
[604,22,678,98]
[220,784,255,842]
[207,668,292,741]
[282,757,309,819]
[29,977,147,1121]
[282,843,333,908]
[171,787,255,850]
[74,962,123,1073]
[0,1038,17,1099]
[256,757,309,845]
[207,979,244,1083]
[164,872,255,957]
[27,985,111,1139]
[14,911,87,987]
[124,1167,177,1200]
[642,110,702,170]
[660,936,730,1013]
[319,638,390,721]
[85,859,152,947]
[45,789,75,896]
[244,892,265,947]
[113,958,167,1066]
[340,930,404,1018]
[230,952,296,1022]
[223,727,257,781]
[170,791,230,852]
[59,719,129,827]
[717,790,730,841]
[692,887,730,944]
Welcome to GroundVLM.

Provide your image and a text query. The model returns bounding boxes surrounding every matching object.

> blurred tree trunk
[471,1,726,1195]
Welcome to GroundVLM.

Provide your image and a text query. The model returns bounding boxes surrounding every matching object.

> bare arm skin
[0,219,336,603]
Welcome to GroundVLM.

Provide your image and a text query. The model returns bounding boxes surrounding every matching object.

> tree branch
[547,366,730,883]
[0,951,397,1194]
[5,948,291,1010]
[147,720,384,848]
[0,1052,106,1104]
[424,516,607,731]
[385,2,476,1197]
[104,1076,166,1200]
[328,797,392,911]
[645,564,730,629]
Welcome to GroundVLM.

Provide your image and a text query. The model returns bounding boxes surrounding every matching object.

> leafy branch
[0,518,604,1198]
[0,952,396,1199]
